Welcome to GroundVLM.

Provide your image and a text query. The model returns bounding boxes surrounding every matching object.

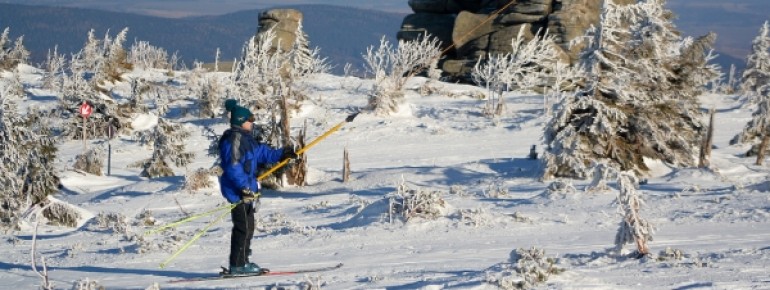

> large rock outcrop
[397,0,634,81]
[257,9,303,52]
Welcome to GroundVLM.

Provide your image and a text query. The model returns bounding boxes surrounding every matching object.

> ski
[168,263,343,283]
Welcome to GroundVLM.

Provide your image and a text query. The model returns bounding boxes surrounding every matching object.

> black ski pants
[229,201,256,267]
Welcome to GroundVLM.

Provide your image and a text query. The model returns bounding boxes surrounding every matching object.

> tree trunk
[287,119,307,186]
[756,133,770,166]
[343,148,351,183]
[699,108,715,167]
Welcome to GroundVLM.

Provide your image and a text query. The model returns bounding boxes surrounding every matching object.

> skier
[218,105,297,275]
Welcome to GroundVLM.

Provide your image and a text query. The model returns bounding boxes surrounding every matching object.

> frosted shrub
[183,168,215,191]
[484,183,509,198]
[388,180,447,222]
[657,247,685,262]
[472,27,559,117]
[128,40,171,69]
[449,185,470,197]
[491,247,565,289]
[136,118,194,178]
[457,208,490,227]
[542,179,576,198]
[614,171,654,256]
[132,233,183,254]
[584,162,617,193]
[41,198,81,227]
[257,212,316,236]
[135,209,156,227]
[91,212,128,235]
[71,278,104,290]
[364,35,441,115]
[73,148,105,176]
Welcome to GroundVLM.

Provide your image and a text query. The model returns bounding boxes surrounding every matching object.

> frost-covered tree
[364,35,442,115]
[98,27,131,84]
[0,94,60,229]
[472,27,559,117]
[137,118,194,178]
[76,29,103,72]
[740,21,770,104]
[289,20,330,77]
[0,28,29,70]
[232,28,287,110]
[543,0,715,179]
[128,40,171,70]
[42,46,66,91]
[732,21,770,150]
[614,171,654,256]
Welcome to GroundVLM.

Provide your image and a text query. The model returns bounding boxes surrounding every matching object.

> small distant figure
[529,145,538,160]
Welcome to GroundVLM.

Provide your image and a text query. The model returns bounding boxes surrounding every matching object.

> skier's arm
[254,144,285,165]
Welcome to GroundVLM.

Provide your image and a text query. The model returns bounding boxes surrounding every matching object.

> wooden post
[756,133,770,166]
[699,108,715,167]
[82,116,87,150]
[343,148,350,183]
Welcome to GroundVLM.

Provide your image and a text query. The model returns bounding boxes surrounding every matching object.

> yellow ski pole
[258,112,359,180]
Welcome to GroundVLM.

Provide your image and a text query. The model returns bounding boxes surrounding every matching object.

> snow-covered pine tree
[98,27,131,84]
[73,147,104,176]
[42,46,66,91]
[0,27,9,61]
[740,21,770,105]
[290,20,330,78]
[732,21,770,155]
[8,35,29,67]
[138,118,194,178]
[543,0,713,179]
[614,170,654,256]
[232,28,286,115]
[77,29,103,72]
[0,91,60,229]
[0,28,29,70]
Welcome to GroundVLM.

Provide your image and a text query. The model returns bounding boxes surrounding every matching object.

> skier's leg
[229,203,250,268]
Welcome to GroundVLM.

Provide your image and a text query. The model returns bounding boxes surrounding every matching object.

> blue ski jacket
[218,126,284,203]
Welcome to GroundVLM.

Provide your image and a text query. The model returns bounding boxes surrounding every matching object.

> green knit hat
[230,106,254,127]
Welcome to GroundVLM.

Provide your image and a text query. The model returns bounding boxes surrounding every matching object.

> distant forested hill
[0,2,754,74]
[0,3,405,74]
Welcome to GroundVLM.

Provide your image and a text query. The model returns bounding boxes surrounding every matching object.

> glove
[240,189,259,202]
[281,146,298,160]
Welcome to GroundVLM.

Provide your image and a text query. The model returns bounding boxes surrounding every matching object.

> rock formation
[256,9,303,52]
[397,0,635,81]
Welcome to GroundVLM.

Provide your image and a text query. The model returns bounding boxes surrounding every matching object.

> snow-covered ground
[2,68,770,290]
